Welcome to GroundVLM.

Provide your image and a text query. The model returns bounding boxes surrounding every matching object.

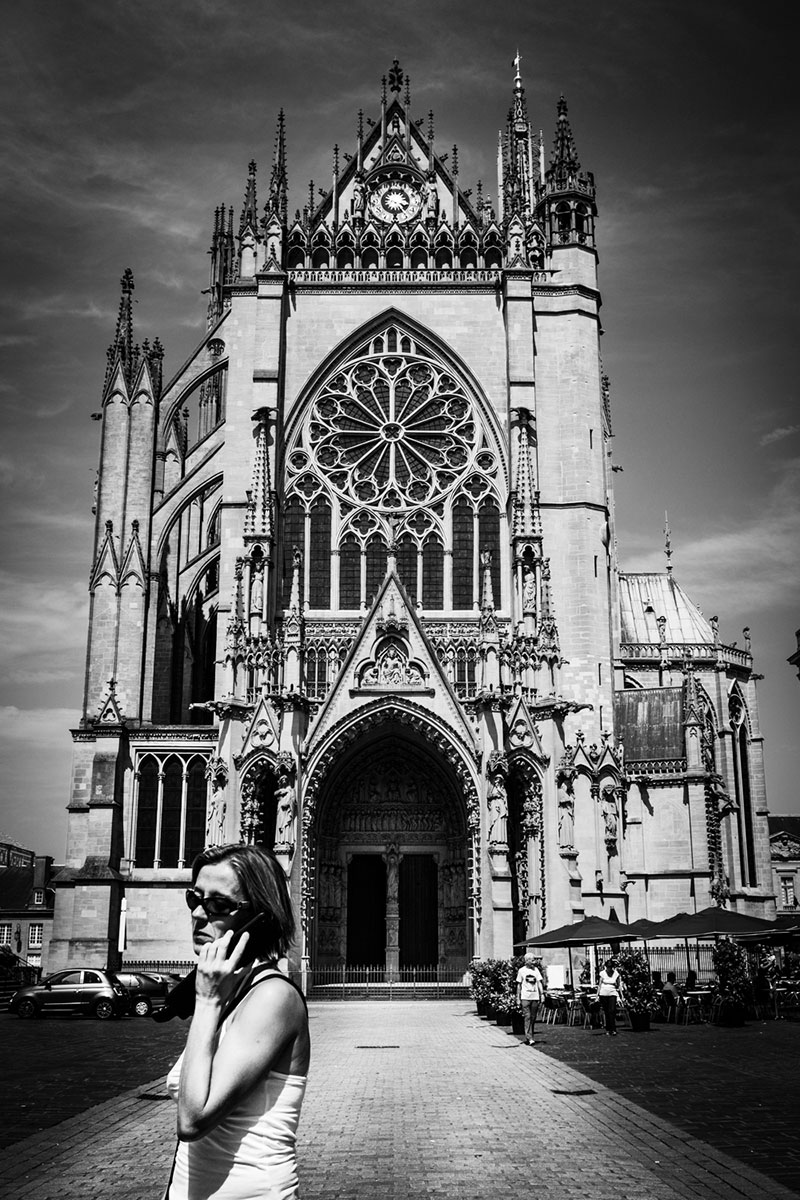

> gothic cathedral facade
[49,62,775,976]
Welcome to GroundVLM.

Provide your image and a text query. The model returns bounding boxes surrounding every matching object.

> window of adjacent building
[28,924,43,948]
[33,889,44,905]
[780,876,796,908]
[0,924,12,945]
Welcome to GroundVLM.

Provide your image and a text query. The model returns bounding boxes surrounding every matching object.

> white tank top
[166,978,307,1200]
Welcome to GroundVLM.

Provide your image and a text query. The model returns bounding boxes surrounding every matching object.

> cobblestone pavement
[1,1002,797,1200]
[0,1013,187,1148]
[532,1012,800,1195]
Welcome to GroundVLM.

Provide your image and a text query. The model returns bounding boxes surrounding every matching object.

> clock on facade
[367,179,422,224]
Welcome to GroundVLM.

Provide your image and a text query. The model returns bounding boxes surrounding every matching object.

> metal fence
[306,964,470,1000]
[123,960,194,976]
[643,944,716,982]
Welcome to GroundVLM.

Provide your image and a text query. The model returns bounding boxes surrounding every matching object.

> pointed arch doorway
[311,727,471,976]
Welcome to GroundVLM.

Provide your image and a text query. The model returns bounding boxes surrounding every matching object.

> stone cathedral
[49,62,775,977]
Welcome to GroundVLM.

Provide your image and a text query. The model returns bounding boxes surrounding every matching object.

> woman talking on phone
[165,843,311,1200]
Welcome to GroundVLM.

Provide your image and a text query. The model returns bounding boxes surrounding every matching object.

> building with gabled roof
[48,61,775,976]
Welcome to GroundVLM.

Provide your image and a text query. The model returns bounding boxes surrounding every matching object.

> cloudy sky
[1,1,798,858]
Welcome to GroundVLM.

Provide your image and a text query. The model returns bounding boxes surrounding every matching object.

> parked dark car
[115,970,171,1017]
[9,968,131,1019]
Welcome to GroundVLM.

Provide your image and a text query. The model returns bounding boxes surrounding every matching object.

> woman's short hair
[191,843,295,959]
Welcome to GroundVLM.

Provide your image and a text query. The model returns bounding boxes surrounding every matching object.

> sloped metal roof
[614,687,684,761]
[618,573,714,644]
[0,866,34,910]
[768,815,800,842]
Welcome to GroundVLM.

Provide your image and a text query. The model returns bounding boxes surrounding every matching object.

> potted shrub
[468,960,493,1017]
[616,946,661,1032]
[712,937,750,1026]
[491,989,514,1025]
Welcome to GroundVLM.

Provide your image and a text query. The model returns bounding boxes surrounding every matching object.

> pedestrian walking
[597,958,624,1036]
[164,843,311,1199]
[515,952,545,1045]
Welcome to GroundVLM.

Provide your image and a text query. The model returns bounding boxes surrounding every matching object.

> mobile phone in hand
[228,911,268,961]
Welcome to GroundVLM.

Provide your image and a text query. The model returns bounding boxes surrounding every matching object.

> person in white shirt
[597,958,625,1036]
[515,953,545,1045]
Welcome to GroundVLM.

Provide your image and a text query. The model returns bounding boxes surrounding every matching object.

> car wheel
[134,996,152,1017]
[16,998,39,1019]
[94,997,115,1020]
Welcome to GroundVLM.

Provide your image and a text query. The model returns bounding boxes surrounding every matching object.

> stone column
[383,844,402,981]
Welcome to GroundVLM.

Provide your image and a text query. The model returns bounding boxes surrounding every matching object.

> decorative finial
[664,510,673,575]
[513,50,522,87]
[388,59,403,94]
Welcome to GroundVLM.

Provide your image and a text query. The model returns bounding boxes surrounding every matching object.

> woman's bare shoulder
[232,972,306,1028]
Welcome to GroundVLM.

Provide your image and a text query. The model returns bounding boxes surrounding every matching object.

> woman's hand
[194,930,251,1007]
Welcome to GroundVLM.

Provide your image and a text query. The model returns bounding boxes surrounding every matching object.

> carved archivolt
[299,697,480,944]
[303,698,480,829]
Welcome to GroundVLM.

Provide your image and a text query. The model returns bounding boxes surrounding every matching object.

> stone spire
[105,268,136,389]
[549,95,581,187]
[503,53,535,219]
[513,410,541,540]
[239,159,258,236]
[266,110,288,227]
[207,205,235,327]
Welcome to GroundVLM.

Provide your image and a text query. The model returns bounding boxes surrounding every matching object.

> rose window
[302,351,481,509]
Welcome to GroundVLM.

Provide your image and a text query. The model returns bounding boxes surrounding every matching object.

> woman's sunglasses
[185,888,250,920]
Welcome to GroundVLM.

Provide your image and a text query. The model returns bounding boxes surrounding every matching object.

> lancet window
[283,325,504,613]
[131,751,210,868]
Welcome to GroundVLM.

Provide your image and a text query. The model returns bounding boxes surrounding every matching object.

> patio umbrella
[644,906,778,976]
[626,917,664,936]
[515,915,637,947]
[649,907,778,939]
[515,916,639,989]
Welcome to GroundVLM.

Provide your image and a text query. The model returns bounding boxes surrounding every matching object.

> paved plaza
[1,1001,798,1200]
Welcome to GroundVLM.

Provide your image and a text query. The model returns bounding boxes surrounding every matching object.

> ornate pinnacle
[267,110,287,226]
[513,411,539,540]
[239,159,258,236]
[105,268,135,389]
[550,94,581,182]
[664,510,673,575]
[244,414,272,543]
[388,59,403,94]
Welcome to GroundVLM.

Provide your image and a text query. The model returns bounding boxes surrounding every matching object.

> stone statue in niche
[601,786,618,851]
[250,565,263,612]
[205,793,227,846]
[385,849,400,902]
[557,784,575,850]
[425,175,439,221]
[522,564,536,613]
[352,179,365,216]
[487,773,508,846]
[274,777,296,846]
